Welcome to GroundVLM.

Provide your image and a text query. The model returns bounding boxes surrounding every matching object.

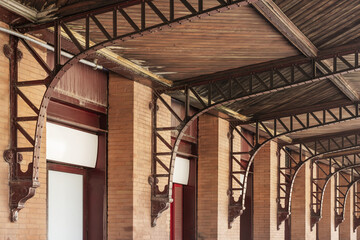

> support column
[318,175,339,240]
[108,74,170,240]
[253,141,284,240]
[197,115,240,239]
[0,21,47,239]
[340,185,356,240]
[291,160,316,239]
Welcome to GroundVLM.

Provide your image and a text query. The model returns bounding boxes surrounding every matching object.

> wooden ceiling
[274,0,360,50]
[12,0,128,17]
[2,0,360,142]
[77,5,299,81]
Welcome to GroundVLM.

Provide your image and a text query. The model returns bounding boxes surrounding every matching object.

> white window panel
[48,170,83,240]
[46,122,98,168]
[173,157,190,185]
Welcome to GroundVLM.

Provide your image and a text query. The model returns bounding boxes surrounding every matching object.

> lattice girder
[4,0,360,226]
[228,104,360,227]
[310,155,360,229]
[276,131,360,228]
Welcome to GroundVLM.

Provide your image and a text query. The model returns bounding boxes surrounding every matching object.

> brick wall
[253,140,285,240]
[197,115,240,239]
[0,22,47,240]
[318,168,339,240]
[291,159,316,239]
[340,178,356,240]
[108,74,170,240]
[108,75,134,240]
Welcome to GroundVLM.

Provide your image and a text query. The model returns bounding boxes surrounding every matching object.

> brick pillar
[253,141,284,240]
[340,185,356,240]
[108,74,170,240]
[197,115,240,239]
[318,173,339,239]
[291,160,316,239]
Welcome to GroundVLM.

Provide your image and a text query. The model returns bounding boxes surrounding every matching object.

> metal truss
[5,0,360,226]
[310,154,360,229]
[228,104,360,227]
[275,131,360,229]
[333,168,360,229]
[18,0,255,42]
[5,0,259,223]
[153,39,360,228]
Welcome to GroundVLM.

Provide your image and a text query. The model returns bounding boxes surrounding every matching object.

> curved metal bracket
[333,170,360,229]
[5,0,255,222]
[8,0,360,224]
[335,212,345,229]
[309,158,360,229]
[3,37,40,222]
[230,106,360,228]
[150,185,170,227]
[354,216,360,232]
[311,210,322,230]
[228,195,243,229]
[277,131,360,228]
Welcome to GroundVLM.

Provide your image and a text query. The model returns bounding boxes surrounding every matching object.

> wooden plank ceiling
[66,3,299,80]
[273,0,360,99]
[3,0,360,142]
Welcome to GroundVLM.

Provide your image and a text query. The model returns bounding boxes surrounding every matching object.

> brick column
[108,74,170,240]
[340,185,356,240]
[197,115,240,239]
[318,173,339,239]
[291,160,316,239]
[253,141,284,240]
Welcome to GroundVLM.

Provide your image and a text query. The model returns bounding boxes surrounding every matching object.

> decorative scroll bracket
[277,205,290,230]
[3,38,39,222]
[354,216,360,232]
[4,149,37,222]
[335,213,344,229]
[149,175,170,227]
[228,195,243,229]
[311,210,321,230]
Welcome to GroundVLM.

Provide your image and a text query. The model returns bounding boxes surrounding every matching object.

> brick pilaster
[253,141,284,240]
[291,160,316,239]
[108,74,170,239]
[340,184,356,240]
[318,171,339,240]
[197,114,240,239]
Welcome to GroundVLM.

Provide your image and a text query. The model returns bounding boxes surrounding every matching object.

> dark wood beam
[251,0,359,102]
